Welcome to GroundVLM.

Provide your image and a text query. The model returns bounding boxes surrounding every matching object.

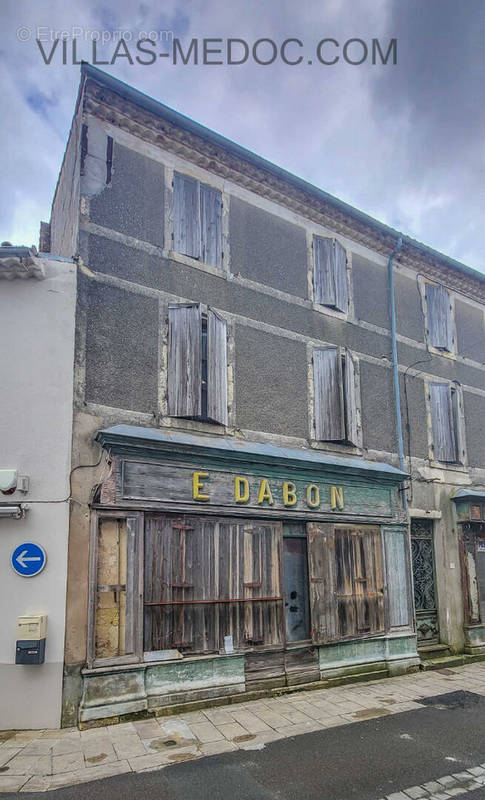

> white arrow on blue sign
[11,542,47,577]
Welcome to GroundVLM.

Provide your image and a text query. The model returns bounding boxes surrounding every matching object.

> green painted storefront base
[79,634,419,726]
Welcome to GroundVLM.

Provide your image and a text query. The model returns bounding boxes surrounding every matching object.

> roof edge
[96,424,408,482]
[80,63,484,286]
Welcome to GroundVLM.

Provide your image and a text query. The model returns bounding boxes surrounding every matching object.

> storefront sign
[121,460,393,518]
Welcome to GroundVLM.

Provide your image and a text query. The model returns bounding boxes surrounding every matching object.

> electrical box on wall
[16,615,47,665]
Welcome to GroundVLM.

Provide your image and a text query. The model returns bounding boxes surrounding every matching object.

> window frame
[172,171,223,269]
[426,379,467,467]
[87,509,144,669]
[311,344,362,449]
[312,235,350,315]
[166,302,229,427]
[423,279,456,356]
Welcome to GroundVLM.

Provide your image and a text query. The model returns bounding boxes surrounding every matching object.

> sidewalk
[2,663,485,793]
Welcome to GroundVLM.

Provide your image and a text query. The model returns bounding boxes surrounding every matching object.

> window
[173,172,222,267]
[429,381,464,463]
[89,512,143,666]
[144,515,283,654]
[167,303,228,425]
[425,282,453,351]
[313,236,348,312]
[307,523,384,642]
[313,346,359,445]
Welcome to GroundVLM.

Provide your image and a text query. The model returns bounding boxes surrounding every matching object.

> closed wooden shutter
[344,350,359,446]
[313,346,344,441]
[426,283,453,350]
[144,516,283,655]
[167,304,202,418]
[200,185,222,267]
[335,527,384,638]
[314,236,348,312]
[173,172,200,258]
[207,309,228,425]
[383,527,411,628]
[429,382,457,462]
[307,522,337,644]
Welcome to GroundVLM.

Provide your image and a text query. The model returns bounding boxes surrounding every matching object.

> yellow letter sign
[330,486,344,510]
[235,476,250,503]
[193,472,210,502]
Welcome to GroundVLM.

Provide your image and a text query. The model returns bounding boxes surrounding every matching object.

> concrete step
[420,654,467,671]
[418,643,452,657]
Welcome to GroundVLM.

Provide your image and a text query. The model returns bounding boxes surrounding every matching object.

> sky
[1,0,484,274]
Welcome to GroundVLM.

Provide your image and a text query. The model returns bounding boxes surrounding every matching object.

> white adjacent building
[0,246,76,729]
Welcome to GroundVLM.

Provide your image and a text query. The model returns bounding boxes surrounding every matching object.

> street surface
[2,664,485,798]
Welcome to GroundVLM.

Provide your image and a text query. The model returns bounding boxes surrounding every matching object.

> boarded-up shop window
[144,515,283,655]
[313,236,348,312]
[307,523,384,642]
[334,527,384,637]
[90,513,143,664]
[173,172,222,267]
[313,346,359,445]
[425,283,453,351]
[167,304,228,425]
[383,527,411,628]
[429,382,460,463]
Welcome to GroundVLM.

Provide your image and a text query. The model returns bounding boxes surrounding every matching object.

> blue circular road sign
[11,542,47,577]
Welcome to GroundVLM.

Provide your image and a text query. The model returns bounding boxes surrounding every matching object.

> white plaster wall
[0,258,76,729]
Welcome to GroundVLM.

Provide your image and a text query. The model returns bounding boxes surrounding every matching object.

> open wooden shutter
[426,283,452,350]
[307,522,337,643]
[167,304,201,417]
[314,236,348,312]
[334,239,349,313]
[173,172,200,259]
[207,309,228,425]
[200,185,222,267]
[314,236,335,307]
[313,346,344,441]
[429,382,457,462]
[344,349,359,445]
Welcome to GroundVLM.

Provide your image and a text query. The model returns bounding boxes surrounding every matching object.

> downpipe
[387,236,407,508]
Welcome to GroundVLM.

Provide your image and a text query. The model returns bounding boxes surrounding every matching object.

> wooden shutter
[314,236,335,307]
[383,527,411,628]
[173,172,200,259]
[307,522,337,643]
[314,236,348,312]
[344,350,359,445]
[200,185,222,267]
[207,309,228,425]
[313,346,344,441]
[426,283,452,350]
[167,304,201,418]
[335,527,384,638]
[334,239,349,313]
[429,382,457,462]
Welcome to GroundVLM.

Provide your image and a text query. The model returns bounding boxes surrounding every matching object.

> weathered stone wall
[56,108,485,723]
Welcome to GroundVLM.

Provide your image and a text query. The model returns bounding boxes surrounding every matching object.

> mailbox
[16,615,47,665]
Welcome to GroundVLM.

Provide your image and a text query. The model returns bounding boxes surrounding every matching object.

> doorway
[283,524,311,642]
[411,518,440,645]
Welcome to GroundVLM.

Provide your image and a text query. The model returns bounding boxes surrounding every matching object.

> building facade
[48,64,485,726]
[0,247,76,729]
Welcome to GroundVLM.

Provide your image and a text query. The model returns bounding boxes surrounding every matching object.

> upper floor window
[167,303,228,425]
[313,346,359,445]
[313,236,349,313]
[429,381,464,464]
[173,172,222,267]
[425,282,453,352]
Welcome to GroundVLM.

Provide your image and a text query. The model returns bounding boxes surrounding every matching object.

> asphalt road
[6,691,485,800]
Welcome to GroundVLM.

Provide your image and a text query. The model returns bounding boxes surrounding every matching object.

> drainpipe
[388,236,406,504]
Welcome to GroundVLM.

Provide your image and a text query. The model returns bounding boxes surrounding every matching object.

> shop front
[453,490,485,655]
[79,425,419,724]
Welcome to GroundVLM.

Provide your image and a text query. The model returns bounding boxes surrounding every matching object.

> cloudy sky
[1,0,484,273]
